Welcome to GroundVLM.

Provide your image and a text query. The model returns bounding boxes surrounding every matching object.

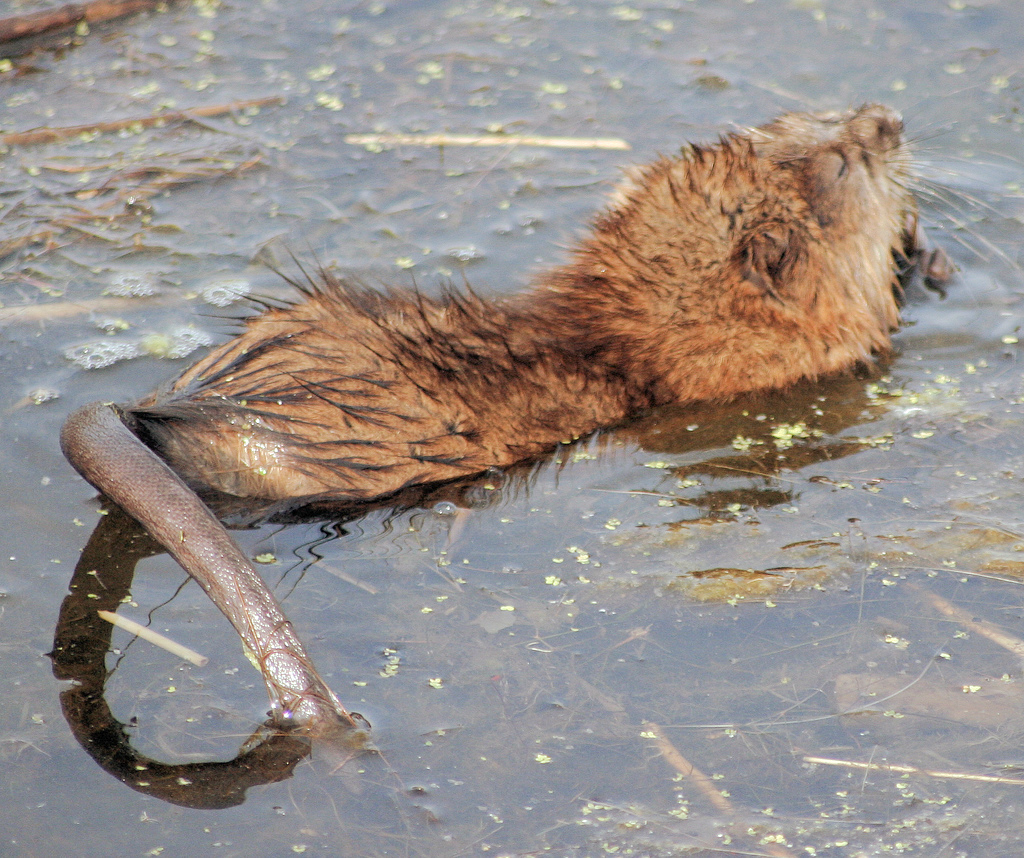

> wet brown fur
[130,105,913,509]
[59,104,931,728]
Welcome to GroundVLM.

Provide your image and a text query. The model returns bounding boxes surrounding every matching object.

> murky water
[2,0,1024,855]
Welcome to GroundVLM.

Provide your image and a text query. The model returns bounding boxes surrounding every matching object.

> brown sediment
[0,97,282,147]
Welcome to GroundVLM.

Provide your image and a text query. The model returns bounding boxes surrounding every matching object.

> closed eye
[827,148,849,180]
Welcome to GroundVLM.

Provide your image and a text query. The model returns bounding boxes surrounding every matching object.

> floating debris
[140,326,214,359]
[344,131,631,151]
[28,388,59,405]
[200,278,251,307]
[64,340,141,369]
[94,317,130,334]
[66,326,213,369]
[97,609,208,667]
[103,272,161,298]
[446,246,483,263]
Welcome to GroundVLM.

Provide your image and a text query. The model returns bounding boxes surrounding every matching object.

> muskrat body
[61,104,932,730]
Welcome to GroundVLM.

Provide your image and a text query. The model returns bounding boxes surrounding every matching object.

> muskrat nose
[849,104,904,155]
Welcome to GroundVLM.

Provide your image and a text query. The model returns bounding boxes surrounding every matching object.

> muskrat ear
[741,226,795,301]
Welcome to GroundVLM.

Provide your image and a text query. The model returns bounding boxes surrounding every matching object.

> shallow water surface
[2,1,1024,856]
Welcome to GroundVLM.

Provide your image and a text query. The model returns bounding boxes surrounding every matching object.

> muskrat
[61,104,943,732]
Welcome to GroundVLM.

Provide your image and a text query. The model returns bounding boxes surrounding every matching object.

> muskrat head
[558,104,918,405]
[753,103,912,230]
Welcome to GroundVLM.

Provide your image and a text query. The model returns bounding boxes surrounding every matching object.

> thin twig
[98,609,209,666]
[909,581,1024,664]
[0,0,162,45]
[0,294,181,325]
[646,722,797,857]
[310,560,379,595]
[344,132,631,151]
[645,721,735,814]
[0,96,283,147]
[804,755,1024,786]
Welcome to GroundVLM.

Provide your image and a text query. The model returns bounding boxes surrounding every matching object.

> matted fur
[131,105,912,505]
[59,104,928,728]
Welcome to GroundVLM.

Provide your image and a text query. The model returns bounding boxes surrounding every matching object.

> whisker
[915,177,1006,224]
[901,174,1021,272]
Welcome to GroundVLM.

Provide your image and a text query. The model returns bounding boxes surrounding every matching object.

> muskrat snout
[846,104,904,157]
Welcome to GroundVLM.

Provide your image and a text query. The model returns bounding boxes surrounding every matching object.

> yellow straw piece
[98,609,209,667]
[344,132,631,150]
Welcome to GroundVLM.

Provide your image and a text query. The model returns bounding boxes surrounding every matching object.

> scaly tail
[61,401,355,731]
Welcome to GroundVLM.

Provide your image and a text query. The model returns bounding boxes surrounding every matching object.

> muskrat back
[61,104,935,729]
[128,104,913,505]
